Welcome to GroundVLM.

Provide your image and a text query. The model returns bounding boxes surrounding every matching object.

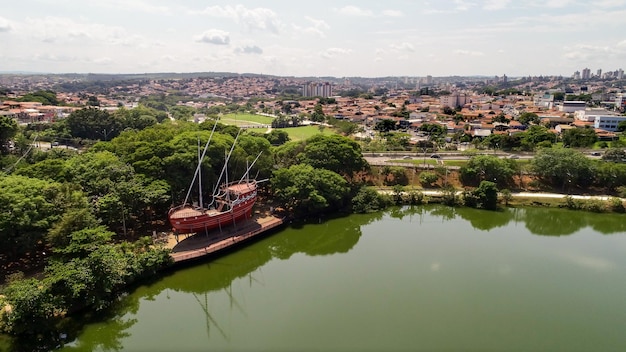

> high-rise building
[582,68,591,80]
[618,69,624,80]
[573,71,581,80]
[302,82,332,98]
[596,69,602,78]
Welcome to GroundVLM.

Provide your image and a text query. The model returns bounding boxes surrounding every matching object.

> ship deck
[164,213,284,263]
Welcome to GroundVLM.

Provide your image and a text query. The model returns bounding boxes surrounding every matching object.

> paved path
[382,188,622,201]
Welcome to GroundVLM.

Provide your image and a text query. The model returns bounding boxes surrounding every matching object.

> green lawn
[219,113,274,126]
[387,159,531,167]
[389,158,439,166]
[276,125,335,141]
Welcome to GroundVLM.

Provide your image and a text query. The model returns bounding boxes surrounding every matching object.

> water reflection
[55,206,626,351]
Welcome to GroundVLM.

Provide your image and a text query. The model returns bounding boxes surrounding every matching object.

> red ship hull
[169,181,257,234]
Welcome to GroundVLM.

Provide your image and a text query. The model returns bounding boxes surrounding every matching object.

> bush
[407,190,425,205]
[419,172,439,187]
[351,187,390,213]
[609,198,625,213]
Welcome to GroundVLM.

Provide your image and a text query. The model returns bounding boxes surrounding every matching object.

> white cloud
[194,5,281,33]
[543,0,574,8]
[235,45,263,54]
[321,47,352,59]
[454,0,476,11]
[23,16,147,47]
[335,5,374,17]
[591,0,626,7]
[562,42,624,62]
[96,0,170,14]
[390,42,415,52]
[292,16,329,38]
[0,16,12,32]
[195,29,230,45]
[454,49,485,56]
[32,53,79,62]
[483,0,510,11]
[383,9,404,17]
[93,57,113,65]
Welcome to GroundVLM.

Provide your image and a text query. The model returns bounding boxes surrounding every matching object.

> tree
[463,181,499,210]
[351,187,390,213]
[264,129,290,145]
[0,278,58,336]
[298,134,369,179]
[442,106,454,115]
[617,120,626,132]
[271,164,350,214]
[64,108,122,140]
[16,90,59,105]
[459,155,516,186]
[531,148,595,190]
[601,148,626,163]
[562,127,598,148]
[0,114,18,153]
[518,112,540,125]
[310,103,325,122]
[0,175,81,260]
[374,119,397,132]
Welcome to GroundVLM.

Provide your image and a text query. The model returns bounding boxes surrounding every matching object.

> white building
[593,115,626,132]
[439,92,470,108]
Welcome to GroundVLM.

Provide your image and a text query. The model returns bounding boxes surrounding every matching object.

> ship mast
[183,122,218,207]
[198,138,203,208]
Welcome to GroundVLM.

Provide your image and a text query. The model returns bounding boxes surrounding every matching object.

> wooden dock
[164,214,284,263]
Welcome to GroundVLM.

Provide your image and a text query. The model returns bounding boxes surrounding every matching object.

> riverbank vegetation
[1,107,626,349]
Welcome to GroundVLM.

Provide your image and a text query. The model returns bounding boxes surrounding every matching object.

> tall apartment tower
[302,82,333,98]
[573,71,581,80]
[582,68,591,80]
[618,69,624,80]
[596,69,602,78]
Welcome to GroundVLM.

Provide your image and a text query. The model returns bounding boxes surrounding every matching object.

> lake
[56,205,626,351]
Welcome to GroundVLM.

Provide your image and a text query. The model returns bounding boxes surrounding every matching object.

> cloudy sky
[1,0,625,77]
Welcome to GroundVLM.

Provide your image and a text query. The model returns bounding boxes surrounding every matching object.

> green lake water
[50,206,626,351]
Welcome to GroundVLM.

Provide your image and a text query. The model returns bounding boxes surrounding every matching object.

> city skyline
[1,0,626,77]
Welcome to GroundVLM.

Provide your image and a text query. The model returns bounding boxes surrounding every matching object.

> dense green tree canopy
[0,175,87,259]
[531,148,595,190]
[16,90,59,106]
[0,115,18,153]
[518,112,540,125]
[298,134,369,179]
[561,127,598,148]
[271,163,350,215]
[459,155,517,186]
[65,107,122,140]
[521,125,555,151]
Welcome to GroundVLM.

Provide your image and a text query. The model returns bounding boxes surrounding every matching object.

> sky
[1,0,626,78]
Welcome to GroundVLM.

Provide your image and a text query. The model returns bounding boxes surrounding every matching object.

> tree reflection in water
[53,205,626,351]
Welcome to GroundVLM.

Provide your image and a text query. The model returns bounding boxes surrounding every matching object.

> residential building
[593,115,626,132]
[559,101,587,113]
[439,92,470,108]
[302,82,332,98]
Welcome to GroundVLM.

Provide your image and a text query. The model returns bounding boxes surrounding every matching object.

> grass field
[276,125,335,141]
[219,113,274,126]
